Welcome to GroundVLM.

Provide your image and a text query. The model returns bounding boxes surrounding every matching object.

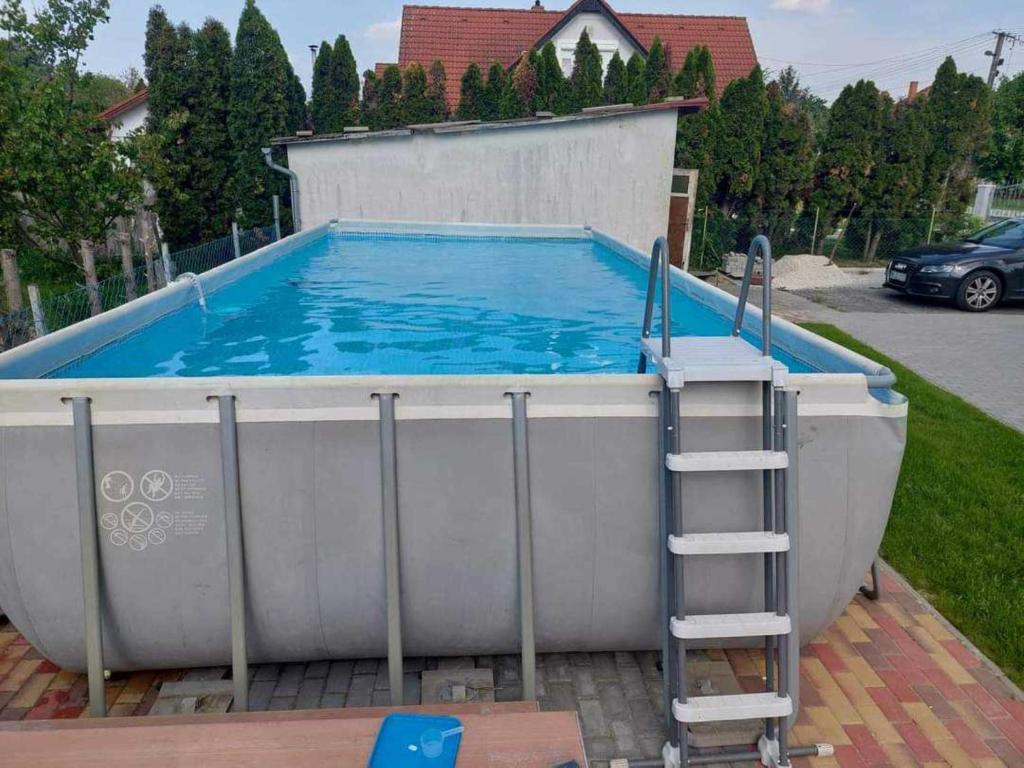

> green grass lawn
[802,323,1024,687]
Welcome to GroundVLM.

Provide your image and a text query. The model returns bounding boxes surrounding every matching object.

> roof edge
[98,88,149,121]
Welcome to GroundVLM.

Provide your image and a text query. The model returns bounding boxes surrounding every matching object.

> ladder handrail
[637,236,671,373]
[731,235,773,356]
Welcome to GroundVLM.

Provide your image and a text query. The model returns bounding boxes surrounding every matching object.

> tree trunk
[118,220,138,301]
[861,222,873,261]
[827,203,857,264]
[1,249,23,313]
[866,229,884,263]
[80,239,102,316]
[140,212,157,292]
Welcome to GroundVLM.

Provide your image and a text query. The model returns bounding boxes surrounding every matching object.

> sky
[80,0,1024,103]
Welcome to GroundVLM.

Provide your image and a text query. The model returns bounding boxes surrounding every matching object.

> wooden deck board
[0,706,586,767]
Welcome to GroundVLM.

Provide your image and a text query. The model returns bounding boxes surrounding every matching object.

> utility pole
[986,31,1021,87]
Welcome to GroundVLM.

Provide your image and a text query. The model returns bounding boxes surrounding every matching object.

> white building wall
[551,12,640,76]
[283,109,678,253]
[109,102,148,142]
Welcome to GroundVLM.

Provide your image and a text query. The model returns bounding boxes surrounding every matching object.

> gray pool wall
[0,222,907,676]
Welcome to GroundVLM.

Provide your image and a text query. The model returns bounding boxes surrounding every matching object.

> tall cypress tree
[500,53,537,119]
[625,53,647,105]
[310,41,338,132]
[361,70,380,130]
[191,19,234,240]
[536,41,566,114]
[144,8,201,247]
[709,66,768,217]
[427,60,449,122]
[401,63,432,125]
[482,62,507,121]
[569,29,602,111]
[603,50,627,105]
[228,0,292,227]
[672,45,716,101]
[376,64,403,129]
[332,35,360,126]
[644,36,670,103]
[457,63,485,120]
[284,60,308,133]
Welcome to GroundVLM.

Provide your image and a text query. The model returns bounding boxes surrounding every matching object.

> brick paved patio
[1,563,1022,767]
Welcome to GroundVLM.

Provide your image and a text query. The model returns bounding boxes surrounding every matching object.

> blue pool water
[49,233,815,378]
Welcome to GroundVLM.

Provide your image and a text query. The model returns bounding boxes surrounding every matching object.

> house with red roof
[99,88,150,141]
[379,0,759,111]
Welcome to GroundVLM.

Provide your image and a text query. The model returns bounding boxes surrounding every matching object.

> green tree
[0,0,149,297]
[569,28,602,110]
[749,81,815,241]
[708,65,768,217]
[602,50,628,105]
[284,60,307,132]
[332,35,359,127]
[811,79,887,225]
[536,42,568,114]
[500,52,536,119]
[457,62,485,120]
[376,64,403,129]
[923,57,992,219]
[401,63,432,125]
[361,69,380,129]
[310,41,339,132]
[775,65,827,138]
[481,61,506,121]
[228,0,293,227]
[427,59,449,122]
[981,71,1024,183]
[643,36,670,103]
[625,53,647,105]
[672,45,716,101]
[189,19,234,240]
[75,71,129,112]
[144,7,201,246]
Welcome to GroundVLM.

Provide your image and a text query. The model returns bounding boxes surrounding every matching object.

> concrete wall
[283,109,679,253]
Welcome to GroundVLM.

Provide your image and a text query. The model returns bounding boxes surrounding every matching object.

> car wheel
[956,270,1002,312]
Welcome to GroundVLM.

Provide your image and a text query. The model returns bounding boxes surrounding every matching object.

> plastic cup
[420,728,445,759]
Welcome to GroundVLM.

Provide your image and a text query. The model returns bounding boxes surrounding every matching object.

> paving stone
[578,697,608,737]
[597,681,631,722]
[304,661,329,680]
[353,658,378,675]
[371,690,393,706]
[267,696,295,711]
[247,680,276,712]
[545,654,571,683]
[438,657,475,671]
[495,685,524,702]
[542,681,577,712]
[324,661,353,693]
[273,664,305,697]
[403,672,421,705]
[295,677,325,710]
[494,655,520,685]
[611,719,638,757]
[320,692,345,708]
[346,675,375,708]
[585,736,617,761]
[570,653,592,667]
[421,669,494,704]
[619,664,648,700]
[592,652,618,682]
[374,663,391,691]
[628,692,664,737]
[404,657,427,673]
[572,666,597,698]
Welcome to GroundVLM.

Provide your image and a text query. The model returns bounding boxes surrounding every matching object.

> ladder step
[671,612,791,640]
[666,450,788,473]
[668,531,790,555]
[673,693,793,724]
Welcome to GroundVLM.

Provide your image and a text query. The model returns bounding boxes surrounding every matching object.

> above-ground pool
[48,232,813,379]
[0,222,907,682]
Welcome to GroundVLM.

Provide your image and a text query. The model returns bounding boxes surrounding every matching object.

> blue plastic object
[369,713,464,767]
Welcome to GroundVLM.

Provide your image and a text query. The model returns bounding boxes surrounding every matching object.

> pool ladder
[632,237,831,767]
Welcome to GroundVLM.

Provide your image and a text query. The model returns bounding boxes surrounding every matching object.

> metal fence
[690,208,982,272]
[990,182,1024,220]
[0,222,280,352]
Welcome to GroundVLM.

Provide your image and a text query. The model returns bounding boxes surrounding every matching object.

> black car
[885,218,1024,311]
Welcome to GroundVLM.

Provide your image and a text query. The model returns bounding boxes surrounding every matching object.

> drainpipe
[261,147,301,232]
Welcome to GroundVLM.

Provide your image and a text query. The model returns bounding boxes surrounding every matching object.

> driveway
[711,276,1024,431]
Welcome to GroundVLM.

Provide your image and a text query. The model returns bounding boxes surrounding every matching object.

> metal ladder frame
[635,236,829,767]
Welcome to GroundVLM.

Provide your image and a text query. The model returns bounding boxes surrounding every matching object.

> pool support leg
[214,395,249,712]
[68,397,106,718]
[509,392,537,701]
[375,393,404,705]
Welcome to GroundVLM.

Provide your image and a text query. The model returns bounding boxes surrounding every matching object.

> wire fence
[690,208,984,272]
[990,182,1024,220]
[0,222,280,352]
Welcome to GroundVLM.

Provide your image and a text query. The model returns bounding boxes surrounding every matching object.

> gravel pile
[771,254,884,290]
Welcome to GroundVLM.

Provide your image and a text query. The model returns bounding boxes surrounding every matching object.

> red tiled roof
[388,3,757,110]
[98,88,149,121]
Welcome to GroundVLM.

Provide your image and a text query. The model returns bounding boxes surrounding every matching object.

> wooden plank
[0,701,539,732]
[0,711,586,768]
